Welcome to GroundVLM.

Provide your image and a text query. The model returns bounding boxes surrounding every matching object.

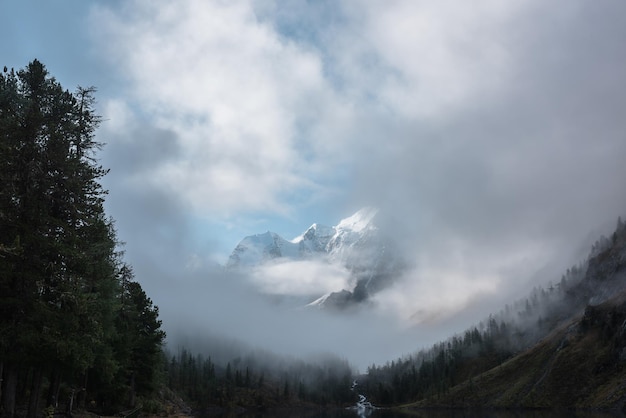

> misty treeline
[361,216,626,406]
[165,346,355,409]
[0,61,165,417]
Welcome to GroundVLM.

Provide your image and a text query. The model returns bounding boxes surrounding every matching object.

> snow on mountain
[225,229,325,269]
[291,223,336,254]
[226,207,405,309]
[327,207,379,265]
[226,231,300,267]
[306,290,353,310]
[335,207,378,233]
[227,207,380,268]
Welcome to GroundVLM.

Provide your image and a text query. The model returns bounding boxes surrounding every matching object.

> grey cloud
[89,0,626,369]
[338,0,626,322]
[160,266,451,371]
[100,118,182,175]
[353,0,626,241]
[99,122,213,299]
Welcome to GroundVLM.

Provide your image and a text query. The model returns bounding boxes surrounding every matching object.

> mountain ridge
[226,207,380,268]
[225,207,405,308]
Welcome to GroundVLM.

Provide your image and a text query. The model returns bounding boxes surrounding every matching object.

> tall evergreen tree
[0,60,164,417]
[117,265,166,405]
[0,59,116,417]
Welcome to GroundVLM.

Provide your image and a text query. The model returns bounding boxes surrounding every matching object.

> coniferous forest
[0,61,165,417]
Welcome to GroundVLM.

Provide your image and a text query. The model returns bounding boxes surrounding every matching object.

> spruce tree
[0,60,164,417]
[115,265,166,405]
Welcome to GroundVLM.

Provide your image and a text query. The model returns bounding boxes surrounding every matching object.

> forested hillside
[361,217,626,410]
[0,61,165,417]
[409,289,626,409]
[165,348,355,410]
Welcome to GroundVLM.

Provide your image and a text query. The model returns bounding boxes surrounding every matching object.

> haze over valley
[2,0,626,415]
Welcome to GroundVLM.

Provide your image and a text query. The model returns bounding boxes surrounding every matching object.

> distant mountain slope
[363,216,626,411]
[226,231,298,267]
[226,208,405,307]
[412,289,626,410]
[427,218,626,409]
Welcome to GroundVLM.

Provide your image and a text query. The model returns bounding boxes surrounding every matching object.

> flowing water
[199,380,624,418]
[199,408,624,417]
[197,382,624,418]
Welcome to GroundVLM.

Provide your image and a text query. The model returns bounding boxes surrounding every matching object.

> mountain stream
[348,380,375,417]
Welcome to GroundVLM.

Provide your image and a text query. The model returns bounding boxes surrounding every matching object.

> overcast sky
[2,0,626,368]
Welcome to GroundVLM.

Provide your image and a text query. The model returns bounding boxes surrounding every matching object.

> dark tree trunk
[46,368,61,408]
[1,364,18,418]
[76,371,88,410]
[128,372,136,408]
[0,362,3,406]
[66,389,75,418]
[17,368,29,405]
[26,367,43,418]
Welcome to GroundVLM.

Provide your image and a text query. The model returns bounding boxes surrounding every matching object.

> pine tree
[0,60,163,417]
[0,60,115,416]
[114,266,166,405]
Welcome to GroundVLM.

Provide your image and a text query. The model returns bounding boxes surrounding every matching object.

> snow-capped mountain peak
[225,207,405,309]
[226,230,301,267]
[335,207,378,233]
[291,222,335,243]
[227,209,380,268]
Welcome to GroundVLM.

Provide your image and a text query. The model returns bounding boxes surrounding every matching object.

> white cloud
[374,269,499,324]
[370,235,551,324]
[329,1,526,118]
[249,259,352,296]
[92,0,626,341]
[92,0,349,217]
[92,0,526,218]
[101,99,133,133]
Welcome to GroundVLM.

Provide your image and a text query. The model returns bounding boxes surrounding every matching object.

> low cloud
[161,266,449,371]
[373,265,501,324]
[249,259,352,297]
